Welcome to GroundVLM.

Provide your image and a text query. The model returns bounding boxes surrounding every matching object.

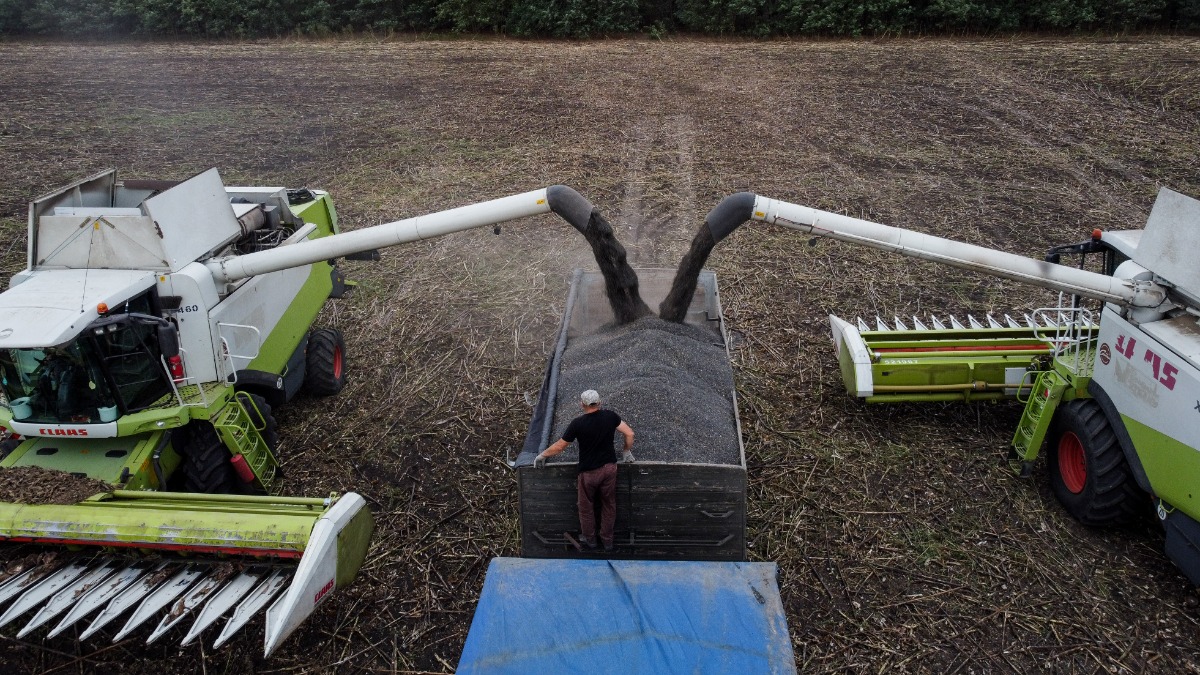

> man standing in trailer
[535,389,635,552]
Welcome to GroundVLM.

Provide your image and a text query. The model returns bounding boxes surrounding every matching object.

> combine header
[0,169,599,654]
[0,491,368,653]
[827,310,1098,404]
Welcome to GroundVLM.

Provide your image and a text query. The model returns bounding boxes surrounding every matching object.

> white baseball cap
[580,390,601,405]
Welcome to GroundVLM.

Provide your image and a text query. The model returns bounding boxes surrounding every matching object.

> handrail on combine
[159,348,211,409]
[1031,303,1097,377]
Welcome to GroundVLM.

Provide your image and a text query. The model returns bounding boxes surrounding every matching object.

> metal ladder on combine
[1008,304,1097,475]
[212,393,279,490]
[1010,369,1069,475]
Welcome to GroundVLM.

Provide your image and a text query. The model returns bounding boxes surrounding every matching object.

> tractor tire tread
[1049,399,1141,527]
[303,328,346,397]
[179,422,237,494]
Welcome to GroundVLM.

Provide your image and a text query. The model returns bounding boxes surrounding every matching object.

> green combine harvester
[0,169,598,655]
[698,188,1200,585]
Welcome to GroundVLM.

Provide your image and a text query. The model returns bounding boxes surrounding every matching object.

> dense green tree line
[1,0,1197,37]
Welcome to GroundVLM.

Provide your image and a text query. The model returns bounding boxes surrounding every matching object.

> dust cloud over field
[0,36,1198,673]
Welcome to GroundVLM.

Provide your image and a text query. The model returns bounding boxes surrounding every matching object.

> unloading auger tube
[703,192,1173,314]
[206,185,601,282]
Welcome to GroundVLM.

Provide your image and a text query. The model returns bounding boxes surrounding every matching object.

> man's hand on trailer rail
[534,438,567,469]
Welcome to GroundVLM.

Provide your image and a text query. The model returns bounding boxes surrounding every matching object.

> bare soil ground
[0,467,110,505]
[0,35,1198,674]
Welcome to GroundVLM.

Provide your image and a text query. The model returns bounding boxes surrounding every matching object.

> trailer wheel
[303,328,346,396]
[178,421,237,494]
[238,392,279,454]
[1048,399,1141,526]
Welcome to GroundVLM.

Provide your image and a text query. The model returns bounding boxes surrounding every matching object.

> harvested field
[0,467,111,505]
[0,35,1198,674]
[0,552,62,586]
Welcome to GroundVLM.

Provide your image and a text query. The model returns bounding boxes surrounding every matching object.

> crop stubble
[0,36,1197,674]
[0,466,112,506]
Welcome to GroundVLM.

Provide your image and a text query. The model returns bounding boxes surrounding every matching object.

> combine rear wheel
[177,421,237,494]
[1048,399,1141,526]
[303,328,346,396]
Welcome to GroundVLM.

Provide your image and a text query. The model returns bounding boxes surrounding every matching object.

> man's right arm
[537,439,569,467]
[535,420,577,467]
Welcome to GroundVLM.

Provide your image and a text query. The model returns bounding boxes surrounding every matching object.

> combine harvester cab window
[1,321,171,424]
[92,319,172,413]
[1,342,113,424]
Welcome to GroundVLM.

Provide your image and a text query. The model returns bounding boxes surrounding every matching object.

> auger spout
[205,184,652,324]
[748,195,1170,311]
[207,188,559,283]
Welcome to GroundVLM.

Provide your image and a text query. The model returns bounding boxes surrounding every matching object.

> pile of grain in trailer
[548,315,740,466]
[518,269,746,561]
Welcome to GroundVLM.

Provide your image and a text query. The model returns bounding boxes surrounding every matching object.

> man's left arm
[617,421,635,462]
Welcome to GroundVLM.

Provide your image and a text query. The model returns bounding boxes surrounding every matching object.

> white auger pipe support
[206,186,595,283]
[705,192,1170,311]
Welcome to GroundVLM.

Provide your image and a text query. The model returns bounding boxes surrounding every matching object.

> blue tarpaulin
[458,558,796,674]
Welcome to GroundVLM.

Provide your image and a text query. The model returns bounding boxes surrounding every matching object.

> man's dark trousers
[577,462,617,547]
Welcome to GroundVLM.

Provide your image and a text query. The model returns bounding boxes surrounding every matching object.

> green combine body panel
[243,193,339,378]
[1,432,179,488]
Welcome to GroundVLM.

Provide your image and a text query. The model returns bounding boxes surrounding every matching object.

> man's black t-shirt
[562,409,622,473]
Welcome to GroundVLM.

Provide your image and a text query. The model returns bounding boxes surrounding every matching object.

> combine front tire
[177,422,237,494]
[304,328,346,396]
[0,434,19,459]
[1048,399,1141,526]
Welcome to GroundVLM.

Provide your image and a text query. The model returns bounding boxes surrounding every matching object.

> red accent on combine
[37,427,89,436]
[168,354,186,381]
[873,344,1048,354]
[313,578,335,605]
[0,535,303,558]
[230,454,256,483]
[1058,431,1087,494]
